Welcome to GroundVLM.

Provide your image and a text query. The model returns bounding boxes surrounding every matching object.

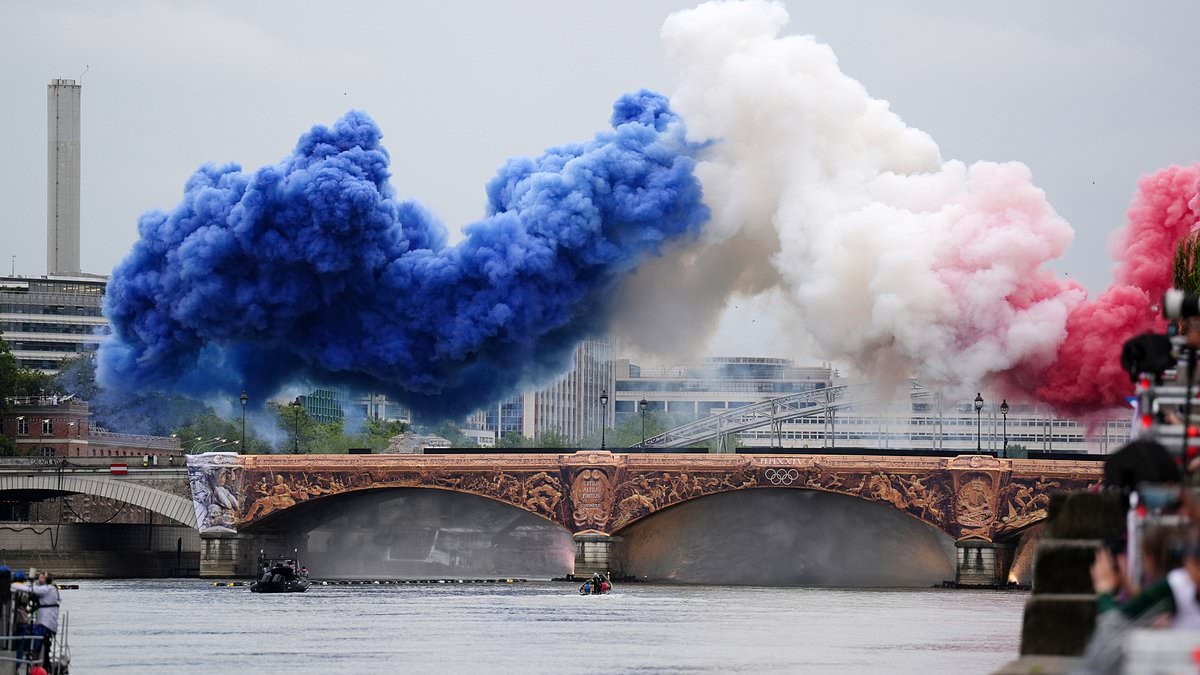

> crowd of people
[1079,486,1200,673]
[3,567,62,674]
[1078,315,1200,672]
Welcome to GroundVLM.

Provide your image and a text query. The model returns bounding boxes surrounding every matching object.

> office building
[468,340,614,443]
[0,274,108,372]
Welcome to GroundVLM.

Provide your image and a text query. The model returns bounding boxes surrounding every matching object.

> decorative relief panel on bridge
[186,452,1101,541]
[188,452,243,533]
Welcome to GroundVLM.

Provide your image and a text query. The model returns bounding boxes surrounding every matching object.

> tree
[0,338,53,400]
[535,429,570,448]
[497,431,530,448]
[359,418,410,452]
[578,410,704,450]
[0,340,47,454]
[428,421,476,448]
[1175,231,1200,295]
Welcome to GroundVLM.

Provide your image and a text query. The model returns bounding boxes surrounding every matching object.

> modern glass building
[0,274,109,372]
[613,357,833,423]
[298,387,349,424]
[467,340,615,443]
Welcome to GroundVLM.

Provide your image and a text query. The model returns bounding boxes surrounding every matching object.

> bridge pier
[954,539,1011,587]
[200,531,286,578]
[573,533,622,578]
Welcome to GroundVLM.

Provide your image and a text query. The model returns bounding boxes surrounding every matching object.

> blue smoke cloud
[97,91,708,419]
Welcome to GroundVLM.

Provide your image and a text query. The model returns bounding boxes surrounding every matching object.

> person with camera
[11,571,61,668]
[8,570,35,666]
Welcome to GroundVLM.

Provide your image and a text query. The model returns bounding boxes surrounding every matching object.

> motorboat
[578,574,613,595]
[250,557,310,593]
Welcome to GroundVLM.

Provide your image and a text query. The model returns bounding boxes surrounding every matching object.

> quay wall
[0,521,200,578]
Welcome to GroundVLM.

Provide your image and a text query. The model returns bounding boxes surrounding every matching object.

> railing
[3,395,85,408]
[635,381,934,449]
[87,429,181,451]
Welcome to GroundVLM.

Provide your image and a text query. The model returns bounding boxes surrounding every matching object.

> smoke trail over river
[98,1,1200,417]
[612,0,1200,411]
[98,92,706,418]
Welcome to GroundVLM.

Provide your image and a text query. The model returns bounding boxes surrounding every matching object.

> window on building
[40,446,55,458]
[17,418,28,435]
[42,419,52,435]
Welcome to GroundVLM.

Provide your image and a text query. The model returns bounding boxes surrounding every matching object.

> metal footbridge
[632,380,936,451]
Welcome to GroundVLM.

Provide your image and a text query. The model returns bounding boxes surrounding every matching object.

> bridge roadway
[188,450,1101,581]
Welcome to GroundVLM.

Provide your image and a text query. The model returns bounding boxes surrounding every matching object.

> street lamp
[240,390,248,454]
[1000,399,1009,459]
[599,390,609,450]
[639,398,648,446]
[291,398,302,454]
[193,437,228,452]
[974,393,984,453]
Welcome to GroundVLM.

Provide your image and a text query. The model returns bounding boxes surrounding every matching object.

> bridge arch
[610,480,951,536]
[0,473,196,527]
[611,487,956,586]
[241,484,568,533]
[242,485,576,579]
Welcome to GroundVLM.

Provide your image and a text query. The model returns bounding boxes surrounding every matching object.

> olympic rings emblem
[764,468,800,486]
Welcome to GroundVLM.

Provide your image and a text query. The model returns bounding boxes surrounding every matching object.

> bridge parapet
[187,451,1101,543]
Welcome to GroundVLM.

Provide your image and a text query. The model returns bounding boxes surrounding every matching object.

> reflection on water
[67,580,1026,674]
[263,488,574,579]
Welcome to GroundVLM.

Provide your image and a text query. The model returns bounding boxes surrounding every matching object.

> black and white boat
[250,557,310,594]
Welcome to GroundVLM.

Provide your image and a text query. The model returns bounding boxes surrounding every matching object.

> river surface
[63,580,1024,674]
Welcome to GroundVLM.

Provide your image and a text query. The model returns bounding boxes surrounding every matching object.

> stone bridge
[0,460,195,527]
[189,451,1101,582]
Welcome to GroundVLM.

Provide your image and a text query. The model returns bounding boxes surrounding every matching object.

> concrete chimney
[47,78,81,276]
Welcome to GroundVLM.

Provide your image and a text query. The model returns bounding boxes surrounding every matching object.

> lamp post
[974,393,984,453]
[1000,399,1009,459]
[639,398,648,446]
[599,390,609,450]
[290,398,302,454]
[193,437,228,452]
[240,391,248,454]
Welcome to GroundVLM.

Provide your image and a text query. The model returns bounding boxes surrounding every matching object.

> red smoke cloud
[1014,165,1200,413]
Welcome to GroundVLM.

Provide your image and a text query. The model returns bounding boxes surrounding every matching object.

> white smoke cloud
[614,0,1084,396]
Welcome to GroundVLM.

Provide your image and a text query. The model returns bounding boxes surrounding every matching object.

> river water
[62,580,1024,673]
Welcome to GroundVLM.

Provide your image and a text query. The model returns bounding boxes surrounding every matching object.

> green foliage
[535,429,570,448]
[269,401,323,454]
[172,403,413,455]
[1003,443,1029,459]
[429,421,476,448]
[54,354,98,400]
[360,418,410,452]
[1175,232,1200,296]
[173,410,261,453]
[0,339,54,404]
[497,431,530,448]
[577,410,697,450]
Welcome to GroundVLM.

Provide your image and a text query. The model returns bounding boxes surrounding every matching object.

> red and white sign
[109,463,128,475]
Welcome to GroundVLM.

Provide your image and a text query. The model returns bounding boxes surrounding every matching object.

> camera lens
[1164,289,1200,319]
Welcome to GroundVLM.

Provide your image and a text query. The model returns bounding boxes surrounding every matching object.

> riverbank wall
[0,521,200,577]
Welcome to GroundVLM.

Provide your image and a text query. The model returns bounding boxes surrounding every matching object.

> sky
[3,0,1199,368]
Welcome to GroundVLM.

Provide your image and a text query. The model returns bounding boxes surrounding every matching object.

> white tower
[47,78,81,276]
